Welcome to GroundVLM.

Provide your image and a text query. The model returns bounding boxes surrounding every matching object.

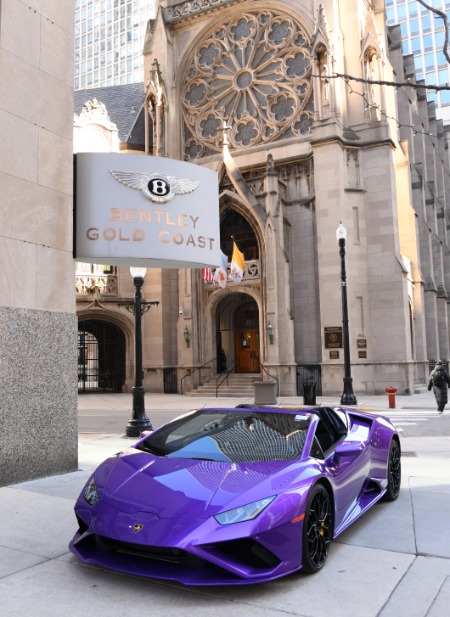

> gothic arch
[311,5,335,120]
[314,43,332,120]
[360,7,385,121]
[77,307,134,341]
[219,190,266,255]
[206,284,262,315]
[204,287,264,370]
[219,193,265,260]
[362,45,382,120]
[145,58,168,156]
[77,307,135,389]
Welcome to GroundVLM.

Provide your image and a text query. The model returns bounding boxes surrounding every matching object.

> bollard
[385,386,398,409]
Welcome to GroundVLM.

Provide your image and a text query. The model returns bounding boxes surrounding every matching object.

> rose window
[182,10,314,159]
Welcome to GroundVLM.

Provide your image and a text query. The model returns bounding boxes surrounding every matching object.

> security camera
[179,308,183,315]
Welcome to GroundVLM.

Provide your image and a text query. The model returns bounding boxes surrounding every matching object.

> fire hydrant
[385,386,398,409]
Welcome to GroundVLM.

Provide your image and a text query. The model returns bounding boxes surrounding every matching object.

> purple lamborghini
[69,406,401,585]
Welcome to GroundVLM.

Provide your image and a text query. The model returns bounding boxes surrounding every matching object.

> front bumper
[69,499,303,585]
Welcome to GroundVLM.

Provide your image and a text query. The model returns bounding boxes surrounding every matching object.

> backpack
[432,369,446,387]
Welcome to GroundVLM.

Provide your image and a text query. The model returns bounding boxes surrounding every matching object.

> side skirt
[333,486,386,538]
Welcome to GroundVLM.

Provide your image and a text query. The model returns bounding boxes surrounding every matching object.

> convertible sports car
[69,405,401,585]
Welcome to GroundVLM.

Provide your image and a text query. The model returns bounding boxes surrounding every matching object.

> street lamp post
[124,267,159,437]
[336,224,357,406]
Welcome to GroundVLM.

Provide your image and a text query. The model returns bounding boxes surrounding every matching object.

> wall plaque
[330,350,340,359]
[324,327,343,349]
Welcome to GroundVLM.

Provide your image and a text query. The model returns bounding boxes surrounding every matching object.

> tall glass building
[74,0,155,90]
[385,0,450,120]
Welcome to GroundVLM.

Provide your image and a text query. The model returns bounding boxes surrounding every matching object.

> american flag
[201,268,215,283]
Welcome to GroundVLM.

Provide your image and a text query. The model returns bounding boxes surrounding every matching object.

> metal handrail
[256,358,280,396]
[215,360,238,398]
[180,357,217,395]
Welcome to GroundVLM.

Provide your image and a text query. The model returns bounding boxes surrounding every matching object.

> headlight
[214,496,276,525]
[83,476,100,506]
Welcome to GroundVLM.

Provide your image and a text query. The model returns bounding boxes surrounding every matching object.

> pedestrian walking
[427,360,450,413]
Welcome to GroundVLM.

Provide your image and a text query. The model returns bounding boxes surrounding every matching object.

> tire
[382,439,401,502]
[302,484,332,574]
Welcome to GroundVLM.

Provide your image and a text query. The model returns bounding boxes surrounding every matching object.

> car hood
[100,448,304,519]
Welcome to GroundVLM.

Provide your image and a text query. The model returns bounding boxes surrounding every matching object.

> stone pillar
[0,1,77,486]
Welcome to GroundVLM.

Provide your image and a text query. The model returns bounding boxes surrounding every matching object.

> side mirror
[334,441,365,458]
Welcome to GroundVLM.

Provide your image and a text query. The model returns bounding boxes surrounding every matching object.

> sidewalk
[1,390,449,616]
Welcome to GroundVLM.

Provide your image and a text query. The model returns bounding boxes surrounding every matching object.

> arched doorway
[216,294,260,374]
[78,319,126,392]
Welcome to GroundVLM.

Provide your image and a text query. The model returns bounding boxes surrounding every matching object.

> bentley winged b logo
[110,170,200,204]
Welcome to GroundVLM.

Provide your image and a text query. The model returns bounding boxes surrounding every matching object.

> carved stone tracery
[182,10,314,159]
[75,98,115,128]
[164,0,241,24]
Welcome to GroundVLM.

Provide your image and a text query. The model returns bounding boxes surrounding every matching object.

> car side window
[314,418,335,453]
[310,436,324,460]
[322,407,347,437]
[313,407,348,455]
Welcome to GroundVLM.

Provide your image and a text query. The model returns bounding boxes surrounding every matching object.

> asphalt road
[383,405,450,438]
[77,393,450,439]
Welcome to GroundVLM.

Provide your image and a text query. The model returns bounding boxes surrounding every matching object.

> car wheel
[302,484,332,574]
[382,439,401,502]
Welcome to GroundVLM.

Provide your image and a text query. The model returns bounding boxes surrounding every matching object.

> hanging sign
[74,153,221,268]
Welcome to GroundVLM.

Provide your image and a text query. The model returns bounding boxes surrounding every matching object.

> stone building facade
[76,0,450,399]
[0,1,77,485]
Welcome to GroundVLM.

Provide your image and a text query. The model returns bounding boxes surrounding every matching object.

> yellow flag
[229,243,245,283]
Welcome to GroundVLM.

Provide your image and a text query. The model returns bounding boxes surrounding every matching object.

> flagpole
[230,235,242,252]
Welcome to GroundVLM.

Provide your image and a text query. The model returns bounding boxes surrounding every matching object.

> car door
[312,408,371,526]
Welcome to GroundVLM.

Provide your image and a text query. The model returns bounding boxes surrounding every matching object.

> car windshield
[136,409,311,463]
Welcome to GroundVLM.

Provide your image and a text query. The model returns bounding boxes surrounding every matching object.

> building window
[402,39,411,54]
[409,19,419,35]
[423,35,434,51]
[386,7,396,22]
[437,51,448,66]
[424,52,435,70]
[440,90,450,105]
[439,68,449,83]
[411,37,422,53]
[421,15,431,32]
[408,1,418,17]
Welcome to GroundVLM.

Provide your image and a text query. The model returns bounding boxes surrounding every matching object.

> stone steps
[187,373,260,397]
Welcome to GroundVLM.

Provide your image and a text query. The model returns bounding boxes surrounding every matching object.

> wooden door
[235,329,260,372]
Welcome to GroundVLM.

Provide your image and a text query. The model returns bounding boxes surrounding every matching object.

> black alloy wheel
[302,484,332,573]
[382,439,401,501]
